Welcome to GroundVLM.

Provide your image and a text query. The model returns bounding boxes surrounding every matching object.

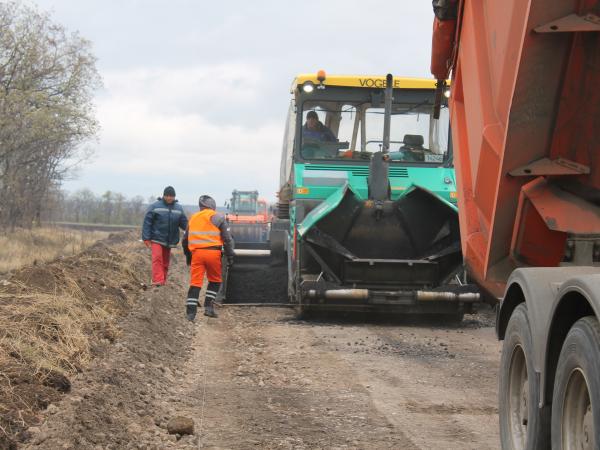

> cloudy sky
[33,0,435,205]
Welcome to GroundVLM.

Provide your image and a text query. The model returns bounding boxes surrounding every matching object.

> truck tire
[551,316,600,450]
[499,303,550,450]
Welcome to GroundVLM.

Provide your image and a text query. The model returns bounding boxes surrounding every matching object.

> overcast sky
[32,0,435,205]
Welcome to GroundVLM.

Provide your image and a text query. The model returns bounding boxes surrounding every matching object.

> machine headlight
[302,82,315,93]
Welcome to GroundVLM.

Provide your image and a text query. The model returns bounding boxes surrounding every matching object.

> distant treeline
[52,189,148,226]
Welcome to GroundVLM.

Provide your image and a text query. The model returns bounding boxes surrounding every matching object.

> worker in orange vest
[182,195,234,321]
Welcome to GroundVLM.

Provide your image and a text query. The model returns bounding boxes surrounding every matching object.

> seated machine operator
[301,111,340,159]
[302,110,337,142]
[391,134,426,162]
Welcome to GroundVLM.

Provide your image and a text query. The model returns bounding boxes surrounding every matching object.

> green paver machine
[270,71,478,318]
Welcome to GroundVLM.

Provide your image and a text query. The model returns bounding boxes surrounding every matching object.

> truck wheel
[551,316,600,450]
[499,304,550,450]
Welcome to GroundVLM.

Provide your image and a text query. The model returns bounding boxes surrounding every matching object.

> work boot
[186,299,198,322]
[204,301,218,318]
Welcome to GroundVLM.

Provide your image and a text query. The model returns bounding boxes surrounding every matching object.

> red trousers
[151,243,171,285]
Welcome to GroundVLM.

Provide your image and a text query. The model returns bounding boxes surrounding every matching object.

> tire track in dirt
[305,315,501,449]
[171,308,417,449]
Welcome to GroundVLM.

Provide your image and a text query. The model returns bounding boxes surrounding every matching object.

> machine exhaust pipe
[382,73,393,154]
[367,73,394,205]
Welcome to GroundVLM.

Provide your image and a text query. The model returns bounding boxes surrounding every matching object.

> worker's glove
[227,255,235,268]
[183,246,192,266]
[143,240,152,249]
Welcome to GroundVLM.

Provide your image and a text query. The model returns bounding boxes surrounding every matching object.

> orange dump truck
[431,0,600,447]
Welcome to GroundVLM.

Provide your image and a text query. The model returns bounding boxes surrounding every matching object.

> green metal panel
[293,163,458,236]
[296,182,350,237]
[293,163,458,204]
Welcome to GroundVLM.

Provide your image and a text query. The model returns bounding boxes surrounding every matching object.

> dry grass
[0,227,109,273]
[0,290,116,441]
[0,232,145,447]
[0,291,115,377]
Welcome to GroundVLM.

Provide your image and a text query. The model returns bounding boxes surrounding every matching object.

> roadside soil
[0,231,151,449]
[16,234,501,450]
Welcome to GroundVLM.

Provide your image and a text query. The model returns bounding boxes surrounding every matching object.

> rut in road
[175,309,417,449]
[178,308,501,449]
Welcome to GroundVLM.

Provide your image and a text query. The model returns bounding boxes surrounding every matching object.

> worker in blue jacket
[301,110,339,158]
[142,186,188,286]
[302,110,337,142]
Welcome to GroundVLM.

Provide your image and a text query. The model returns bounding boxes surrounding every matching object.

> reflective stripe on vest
[188,209,223,250]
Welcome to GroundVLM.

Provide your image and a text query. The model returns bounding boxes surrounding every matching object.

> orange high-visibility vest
[187,209,223,251]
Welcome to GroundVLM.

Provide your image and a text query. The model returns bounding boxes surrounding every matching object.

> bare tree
[0,2,100,230]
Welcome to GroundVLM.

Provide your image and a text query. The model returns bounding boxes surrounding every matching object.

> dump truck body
[275,73,478,315]
[431,0,600,446]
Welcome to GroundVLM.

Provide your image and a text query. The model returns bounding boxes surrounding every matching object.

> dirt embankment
[21,263,195,450]
[0,232,151,449]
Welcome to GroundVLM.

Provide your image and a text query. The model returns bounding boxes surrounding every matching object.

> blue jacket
[302,123,337,142]
[142,198,188,247]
